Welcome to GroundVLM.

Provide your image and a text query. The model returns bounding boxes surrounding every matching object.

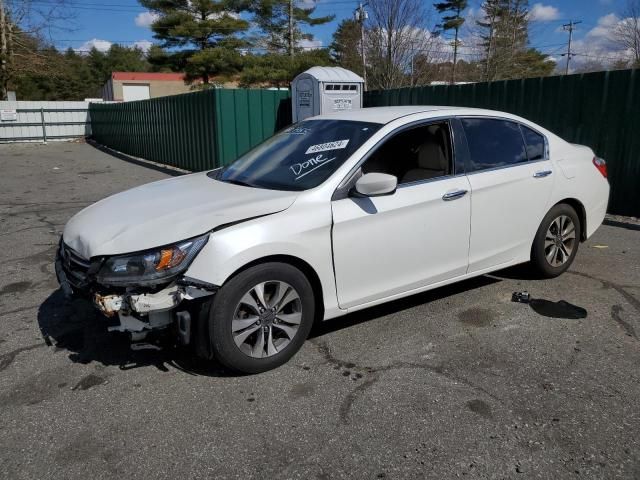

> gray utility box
[291,67,365,122]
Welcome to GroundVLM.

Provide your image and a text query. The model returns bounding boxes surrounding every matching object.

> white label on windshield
[305,139,349,155]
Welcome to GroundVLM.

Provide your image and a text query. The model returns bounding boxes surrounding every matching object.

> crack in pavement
[569,270,640,313]
[0,304,40,317]
[611,305,637,340]
[569,271,640,341]
[310,339,503,424]
[0,343,45,372]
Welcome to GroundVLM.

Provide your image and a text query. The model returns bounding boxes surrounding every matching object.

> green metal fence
[90,88,291,170]
[365,69,640,217]
[91,72,639,216]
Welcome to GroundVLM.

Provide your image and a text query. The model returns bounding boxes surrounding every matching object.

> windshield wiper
[222,179,255,188]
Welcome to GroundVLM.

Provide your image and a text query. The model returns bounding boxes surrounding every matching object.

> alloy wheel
[231,281,302,358]
[544,215,576,267]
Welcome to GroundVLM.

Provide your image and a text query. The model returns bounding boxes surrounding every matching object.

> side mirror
[353,173,398,197]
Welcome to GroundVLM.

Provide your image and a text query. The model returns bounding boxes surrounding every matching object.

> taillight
[593,157,607,178]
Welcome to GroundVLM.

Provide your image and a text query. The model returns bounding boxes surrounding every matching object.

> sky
[44,0,633,71]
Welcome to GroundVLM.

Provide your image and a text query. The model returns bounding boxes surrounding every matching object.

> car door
[460,117,555,273]
[331,120,472,309]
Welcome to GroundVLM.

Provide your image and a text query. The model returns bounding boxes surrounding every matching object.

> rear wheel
[531,203,581,278]
[208,262,315,374]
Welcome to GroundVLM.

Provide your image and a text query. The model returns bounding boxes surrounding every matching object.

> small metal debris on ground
[592,245,609,249]
[512,291,587,319]
[511,291,531,303]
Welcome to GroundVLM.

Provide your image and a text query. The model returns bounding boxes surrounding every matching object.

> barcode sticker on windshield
[305,139,349,155]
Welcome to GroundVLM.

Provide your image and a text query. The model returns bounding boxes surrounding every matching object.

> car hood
[63,171,298,259]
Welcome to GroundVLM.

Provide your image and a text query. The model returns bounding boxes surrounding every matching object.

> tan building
[102,72,193,102]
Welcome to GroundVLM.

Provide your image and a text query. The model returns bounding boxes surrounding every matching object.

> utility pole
[0,0,8,100]
[354,2,368,91]
[562,20,582,75]
[288,0,294,57]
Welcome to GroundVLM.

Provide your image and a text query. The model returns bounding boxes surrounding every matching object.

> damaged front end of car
[55,233,217,345]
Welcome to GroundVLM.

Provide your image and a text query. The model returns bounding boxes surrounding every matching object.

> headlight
[96,234,209,286]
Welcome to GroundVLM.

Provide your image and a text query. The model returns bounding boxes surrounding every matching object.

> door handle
[442,189,468,201]
[533,170,552,178]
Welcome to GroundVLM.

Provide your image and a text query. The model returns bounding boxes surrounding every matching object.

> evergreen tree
[140,0,250,84]
[239,49,333,87]
[477,0,553,80]
[329,19,363,76]
[87,44,150,85]
[251,0,334,56]
[434,0,468,83]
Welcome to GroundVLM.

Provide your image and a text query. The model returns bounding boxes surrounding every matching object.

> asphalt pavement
[0,141,639,479]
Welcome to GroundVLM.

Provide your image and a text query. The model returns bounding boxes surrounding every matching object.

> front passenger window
[461,118,527,172]
[361,122,453,184]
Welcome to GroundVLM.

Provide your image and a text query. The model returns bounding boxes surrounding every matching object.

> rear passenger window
[461,118,527,172]
[520,125,546,161]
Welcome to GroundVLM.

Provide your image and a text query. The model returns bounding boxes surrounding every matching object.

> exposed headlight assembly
[96,234,209,286]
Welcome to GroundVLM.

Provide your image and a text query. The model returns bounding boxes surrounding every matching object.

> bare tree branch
[613,0,640,66]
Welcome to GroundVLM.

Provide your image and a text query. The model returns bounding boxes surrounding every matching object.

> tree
[87,44,150,85]
[239,49,333,87]
[140,0,250,84]
[251,0,334,57]
[476,0,552,80]
[511,48,554,78]
[365,0,435,89]
[330,19,363,76]
[1,0,76,99]
[613,0,640,67]
[573,59,607,74]
[8,38,152,100]
[434,0,468,83]
[476,0,502,80]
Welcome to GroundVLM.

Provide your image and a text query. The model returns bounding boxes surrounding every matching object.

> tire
[531,203,581,278]
[208,262,315,374]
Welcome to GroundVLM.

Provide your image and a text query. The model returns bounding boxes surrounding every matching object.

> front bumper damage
[56,241,217,344]
[93,283,214,342]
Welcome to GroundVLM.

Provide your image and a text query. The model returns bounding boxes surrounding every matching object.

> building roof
[111,72,186,81]
[298,67,365,83]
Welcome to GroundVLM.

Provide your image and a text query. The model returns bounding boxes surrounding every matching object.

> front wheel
[530,203,581,278]
[209,262,315,374]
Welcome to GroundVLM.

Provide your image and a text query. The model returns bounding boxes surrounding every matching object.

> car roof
[311,106,516,124]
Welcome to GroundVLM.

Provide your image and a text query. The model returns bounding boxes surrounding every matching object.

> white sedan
[57,106,610,373]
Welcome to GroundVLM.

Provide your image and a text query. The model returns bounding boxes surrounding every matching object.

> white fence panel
[0,101,91,143]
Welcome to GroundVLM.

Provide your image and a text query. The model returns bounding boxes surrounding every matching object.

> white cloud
[77,38,112,53]
[135,11,159,28]
[133,40,153,52]
[563,13,635,71]
[587,12,619,37]
[298,38,323,50]
[529,3,560,22]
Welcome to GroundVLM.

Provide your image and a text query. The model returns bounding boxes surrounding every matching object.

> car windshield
[218,119,381,191]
